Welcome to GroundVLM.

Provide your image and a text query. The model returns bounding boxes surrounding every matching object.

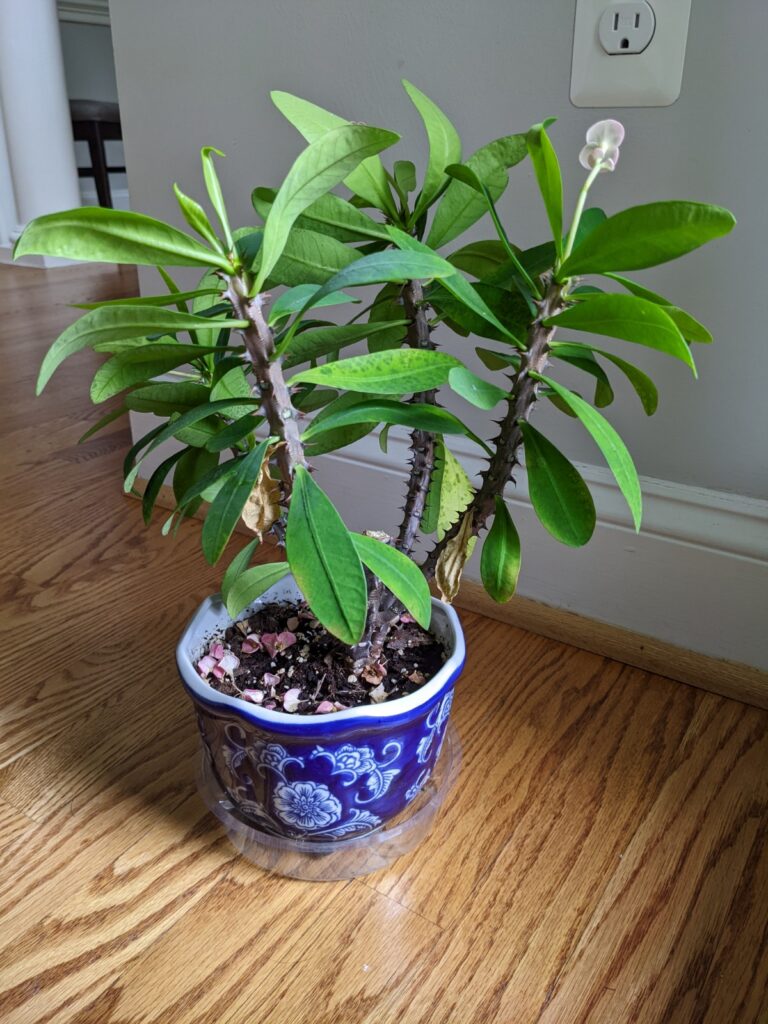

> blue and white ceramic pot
[177,576,465,843]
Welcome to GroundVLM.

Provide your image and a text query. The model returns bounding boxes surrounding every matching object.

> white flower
[579,119,625,173]
[272,781,342,829]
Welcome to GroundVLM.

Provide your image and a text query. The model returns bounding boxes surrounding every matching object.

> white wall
[111,0,768,667]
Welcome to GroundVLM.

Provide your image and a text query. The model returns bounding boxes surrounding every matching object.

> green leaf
[402,80,461,218]
[300,248,456,313]
[221,538,261,606]
[290,348,460,394]
[77,404,129,443]
[533,374,642,530]
[271,90,397,216]
[448,240,509,279]
[286,467,368,644]
[210,365,251,404]
[387,227,524,347]
[283,320,408,369]
[37,304,247,393]
[225,562,292,620]
[268,284,355,325]
[14,206,232,271]
[173,183,222,251]
[545,293,696,375]
[480,496,521,602]
[427,133,527,249]
[422,441,474,539]
[90,345,217,404]
[264,228,361,288]
[551,343,614,407]
[256,123,399,291]
[351,533,432,629]
[559,201,736,278]
[393,160,417,195]
[205,413,263,452]
[201,147,234,250]
[201,437,273,565]
[552,341,658,415]
[142,448,186,525]
[526,121,563,258]
[172,446,219,519]
[448,367,507,409]
[520,421,596,547]
[253,187,391,243]
[475,347,520,372]
[125,381,211,415]
[302,398,487,449]
[74,287,222,311]
[603,273,712,343]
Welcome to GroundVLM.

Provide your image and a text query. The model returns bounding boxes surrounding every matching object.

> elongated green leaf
[283,320,408,369]
[290,348,460,394]
[448,367,507,409]
[551,343,614,407]
[480,496,521,602]
[520,421,595,546]
[402,80,461,218]
[526,121,563,257]
[38,305,247,393]
[221,538,261,606]
[253,187,391,243]
[603,273,712,343]
[142,448,186,525]
[271,91,396,216]
[75,287,221,311]
[262,227,361,287]
[448,240,509,279]
[205,413,263,452]
[300,249,456,314]
[256,123,398,291]
[201,147,234,250]
[301,390,385,457]
[225,563,291,619]
[421,442,474,539]
[286,467,367,644]
[78,404,129,444]
[201,438,273,564]
[302,398,486,449]
[552,340,658,415]
[559,201,736,278]
[387,227,524,347]
[534,373,642,530]
[394,160,417,195]
[351,533,432,629]
[90,345,216,404]
[210,365,251,403]
[14,206,232,270]
[427,133,527,248]
[125,381,210,415]
[172,446,220,519]
[545,293,696,374]
[268,284,355,325]
[173,183,222,250]
[475,347,520,372]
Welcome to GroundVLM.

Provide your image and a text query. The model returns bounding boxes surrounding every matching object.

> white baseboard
[311,433,768,672]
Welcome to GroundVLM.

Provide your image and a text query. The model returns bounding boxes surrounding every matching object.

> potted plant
[17,84,734,850]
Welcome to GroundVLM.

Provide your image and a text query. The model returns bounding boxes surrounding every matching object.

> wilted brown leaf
[435,511,476,603]
[241,456,281,539]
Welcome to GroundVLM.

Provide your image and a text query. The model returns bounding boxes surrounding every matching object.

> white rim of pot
[177,586,465,726]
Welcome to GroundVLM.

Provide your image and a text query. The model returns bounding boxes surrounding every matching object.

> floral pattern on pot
[178,588,465,842]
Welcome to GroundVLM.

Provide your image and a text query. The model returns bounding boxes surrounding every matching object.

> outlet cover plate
[571,0,692,107]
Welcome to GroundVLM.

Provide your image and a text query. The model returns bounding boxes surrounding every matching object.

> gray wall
[60,21,118,103]
[110,0,768,499]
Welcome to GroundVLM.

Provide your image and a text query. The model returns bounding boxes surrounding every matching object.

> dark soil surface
[199,601,446,715]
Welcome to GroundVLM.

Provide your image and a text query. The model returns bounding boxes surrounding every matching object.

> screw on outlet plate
[598,1,656,54]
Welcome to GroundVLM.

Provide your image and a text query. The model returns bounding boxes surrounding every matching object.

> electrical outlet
[571,0,692,107]
[598,2,655,54]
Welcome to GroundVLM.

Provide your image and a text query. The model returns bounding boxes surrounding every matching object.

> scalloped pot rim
[176,576,466,735]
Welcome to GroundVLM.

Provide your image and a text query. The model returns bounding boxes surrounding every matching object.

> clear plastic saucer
[196,725,461,880]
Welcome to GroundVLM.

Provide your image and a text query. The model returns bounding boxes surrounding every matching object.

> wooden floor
[0,262,766,1024]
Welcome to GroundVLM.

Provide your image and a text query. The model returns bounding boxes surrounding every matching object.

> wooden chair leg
[87,123,113,208]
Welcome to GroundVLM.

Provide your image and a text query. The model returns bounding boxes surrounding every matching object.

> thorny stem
[420,278,568,581]
[350,279,437,670]
[224,276,307,500]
